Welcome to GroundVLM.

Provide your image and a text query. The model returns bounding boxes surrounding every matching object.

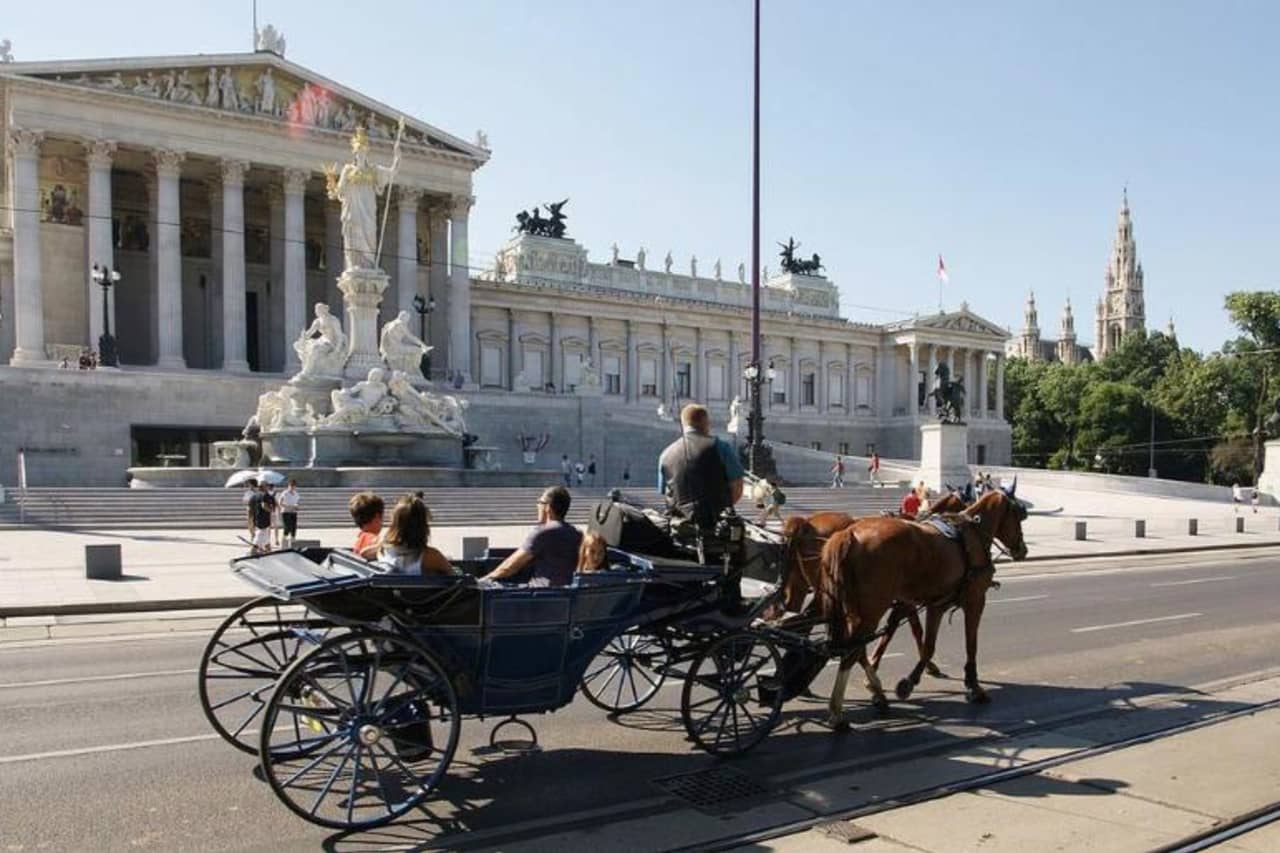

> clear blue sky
[7,1,1278,353]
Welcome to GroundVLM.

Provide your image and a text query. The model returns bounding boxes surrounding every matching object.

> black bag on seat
[588,500,682,558]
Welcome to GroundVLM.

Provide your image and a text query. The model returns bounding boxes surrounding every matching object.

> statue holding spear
[323,116,404,273]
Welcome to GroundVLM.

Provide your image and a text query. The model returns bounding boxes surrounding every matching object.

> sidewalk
[2,511,1279,617]
[753,675,1280,853]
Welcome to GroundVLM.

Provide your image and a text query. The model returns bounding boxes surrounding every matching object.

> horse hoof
[894,678,914,701]
[966,686,990,704]
[872,695,890,716]
[925,662,944,678]
[826,715,850,732]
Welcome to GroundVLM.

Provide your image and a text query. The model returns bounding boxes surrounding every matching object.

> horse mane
[820,526,862,645]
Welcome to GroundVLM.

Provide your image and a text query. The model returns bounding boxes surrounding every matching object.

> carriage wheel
[580,630,669,714]
[258,631,460,830]
[197,596,334,754]
[681,631,783,756]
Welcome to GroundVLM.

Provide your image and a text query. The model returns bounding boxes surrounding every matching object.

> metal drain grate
[652,767,779,814]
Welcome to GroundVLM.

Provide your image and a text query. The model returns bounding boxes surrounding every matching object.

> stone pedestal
[285,375,342,420]
[916,422,970,493]
[338,267,390,380]
[1256,439,1280,499]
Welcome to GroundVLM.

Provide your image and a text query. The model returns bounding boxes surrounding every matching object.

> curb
[2,539,1278,621]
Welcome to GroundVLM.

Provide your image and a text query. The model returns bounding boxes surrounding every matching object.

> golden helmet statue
[350,125,370,153]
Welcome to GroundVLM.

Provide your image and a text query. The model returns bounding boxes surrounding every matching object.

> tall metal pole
[748,0,762,476]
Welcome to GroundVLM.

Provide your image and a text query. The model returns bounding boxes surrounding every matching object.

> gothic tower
[1097,189,1146,357]
[1019,290,1042,360]
[1057,298,1078,365]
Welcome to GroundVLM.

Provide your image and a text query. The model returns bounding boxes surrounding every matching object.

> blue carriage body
[231,548,724,717]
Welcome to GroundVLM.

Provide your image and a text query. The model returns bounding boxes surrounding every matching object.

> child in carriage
[347,491,385,554]
[362,493,455,576]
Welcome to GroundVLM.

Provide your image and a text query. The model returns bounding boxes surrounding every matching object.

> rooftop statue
[778,236,825,277]
[324,126,401,271]
[513,198,570,239]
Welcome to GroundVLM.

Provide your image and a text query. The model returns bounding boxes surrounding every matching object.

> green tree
[1223,292,1280,478]
[1075,381,1149,475]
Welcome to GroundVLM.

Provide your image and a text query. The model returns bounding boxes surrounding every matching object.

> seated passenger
[483,486,582,586]
[368,493,455,576]
[348,491,385,554]
[576,531,608,573]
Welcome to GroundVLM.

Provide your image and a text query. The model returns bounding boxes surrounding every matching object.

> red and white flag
[937,254,949,283]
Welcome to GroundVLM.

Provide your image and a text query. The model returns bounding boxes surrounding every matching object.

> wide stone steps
[0,485,905,530]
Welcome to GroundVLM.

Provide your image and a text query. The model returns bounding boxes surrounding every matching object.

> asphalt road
[2,548,1279,852]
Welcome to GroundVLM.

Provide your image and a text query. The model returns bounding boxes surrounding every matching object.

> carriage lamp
[91,264,122,367]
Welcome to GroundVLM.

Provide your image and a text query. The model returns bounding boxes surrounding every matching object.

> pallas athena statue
[324,124,401,271]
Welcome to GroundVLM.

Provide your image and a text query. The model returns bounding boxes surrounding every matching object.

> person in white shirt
[279,480,301,549]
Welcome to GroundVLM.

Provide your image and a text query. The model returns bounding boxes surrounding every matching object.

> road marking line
[988,595,1049,604]
[1150,576,1237,587]
[0,733,226,765]
[1070,613,1202,634]
[0,668,196,689]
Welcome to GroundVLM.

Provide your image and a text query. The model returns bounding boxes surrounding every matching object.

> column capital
[220,158,250,185]
[7,128,43,157]
[153,148,185,177]
[282,168,309,195]
[83,139,117,169]
[398,186,424,207]
[450,194,475,218]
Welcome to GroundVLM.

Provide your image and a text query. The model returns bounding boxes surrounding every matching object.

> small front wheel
[258,631,460,830]
[681,631,783,756]
[580,630,669,714]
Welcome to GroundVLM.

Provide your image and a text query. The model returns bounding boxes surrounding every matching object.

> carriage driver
[658,404,746,530]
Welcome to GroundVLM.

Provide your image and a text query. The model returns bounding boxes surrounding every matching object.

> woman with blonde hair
[576,531,608,573]
[361,493,454,576]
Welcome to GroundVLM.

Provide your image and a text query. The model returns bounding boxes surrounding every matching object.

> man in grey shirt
[483,486,582,586]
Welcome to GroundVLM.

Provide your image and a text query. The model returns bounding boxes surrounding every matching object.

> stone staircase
[0,484,905,530]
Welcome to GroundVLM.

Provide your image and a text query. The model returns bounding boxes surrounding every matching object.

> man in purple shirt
[483,486,582,586]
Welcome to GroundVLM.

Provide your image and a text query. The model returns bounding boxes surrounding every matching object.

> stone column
[625,320,636,403]
[427,202,449,372]
[153,149,186,369]
[728,331,739,402]
[549,312,561,391]
[396,187,422,316]
[908,343,919,416]
[8,130,45,364]
[324,201,342,306]
[926,344,937,415]
[207,179,224,366]
[660,324,669,402]
[996,353,1005,420]
[977,352,989,417]
[694,327,703,400]
[447,195,473,383]
[282,169,308,374]
[220,160,250,372]
[588,317,598,380]
[507,308,517,390]
[84,140,117,351]
[818,341,828,413]
[788,337,798,411]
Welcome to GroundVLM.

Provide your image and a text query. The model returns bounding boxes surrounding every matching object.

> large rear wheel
[258,631,460,830]
[580,630,669,713]
[681,631,783,756]
[197,596,333,754]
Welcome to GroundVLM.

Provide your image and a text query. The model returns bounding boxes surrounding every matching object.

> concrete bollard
[1134,519,1146,538]
[85,544,122,580]
[1188,519,1198,536]
[1236,517,1245,534]
[462,537,490,560]
[1074,520,1087,541]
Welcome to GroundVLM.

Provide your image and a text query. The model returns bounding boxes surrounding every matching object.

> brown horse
[814,487,1028,727]
[778,490,969,677]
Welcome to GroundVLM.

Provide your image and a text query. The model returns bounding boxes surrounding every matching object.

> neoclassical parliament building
[0,41,1012,485]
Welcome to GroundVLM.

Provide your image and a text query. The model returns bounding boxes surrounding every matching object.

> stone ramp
[0,484,905,529]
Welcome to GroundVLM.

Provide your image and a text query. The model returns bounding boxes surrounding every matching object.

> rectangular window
[707,364,725,401]
[856,374,872,409]
[604,355,621,395]
[640,358,657,397]
[866,443,876,456]
[809,441,822,451]
[564,352,583,392]
[523,348,544,389]
[828,369,844,406]
[675,362,692,398]
[838,442,850,455]
[480,345,502,388]
[771,369,788,406]
[802,372,816,406]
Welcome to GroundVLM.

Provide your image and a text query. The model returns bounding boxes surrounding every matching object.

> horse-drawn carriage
[198,486,1028,830]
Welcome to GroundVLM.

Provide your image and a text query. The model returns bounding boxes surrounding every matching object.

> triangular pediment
[914,309,1009,338]
[2,52,487,163]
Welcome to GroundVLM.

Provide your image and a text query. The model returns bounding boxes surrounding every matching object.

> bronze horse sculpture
[781,486,1027,727]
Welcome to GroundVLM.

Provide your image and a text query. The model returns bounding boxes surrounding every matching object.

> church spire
[1097,188,1147,357]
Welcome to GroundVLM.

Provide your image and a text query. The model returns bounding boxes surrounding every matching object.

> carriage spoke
[279,737,350,788]
[581,658,619,685]
[309,742,356,817]
[370,660,412,716]
[207,685,261,712]
[345,745,363,826]
[229,699,265,739]
[366,749,395,816]
[373,741,430,793]
[335,643,361,708]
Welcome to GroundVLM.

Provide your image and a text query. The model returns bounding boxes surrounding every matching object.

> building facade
[0,46,1012,484]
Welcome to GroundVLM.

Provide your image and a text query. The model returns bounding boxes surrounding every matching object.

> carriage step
[652,766,783,814]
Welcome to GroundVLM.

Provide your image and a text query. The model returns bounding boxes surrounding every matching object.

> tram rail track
[667,694,1280,853]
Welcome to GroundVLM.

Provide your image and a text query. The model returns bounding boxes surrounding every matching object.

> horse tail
[821,528,863,646]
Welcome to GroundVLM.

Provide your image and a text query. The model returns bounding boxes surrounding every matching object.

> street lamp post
[91,264,121,367]
[411,293,436,379]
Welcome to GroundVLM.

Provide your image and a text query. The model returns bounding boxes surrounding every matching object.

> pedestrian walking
[1252,488,1260,514]
[830,455,845,488]
[279,479,301,549]
[869,451,881,485]
[588,454,597,487]
[754,479,786,527]
[241,478,258,542]
[267,483,283,548]
[248,482,275,555]
[1232,482,1243,515]
[574,460,586,487]
[561,454,572,487]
